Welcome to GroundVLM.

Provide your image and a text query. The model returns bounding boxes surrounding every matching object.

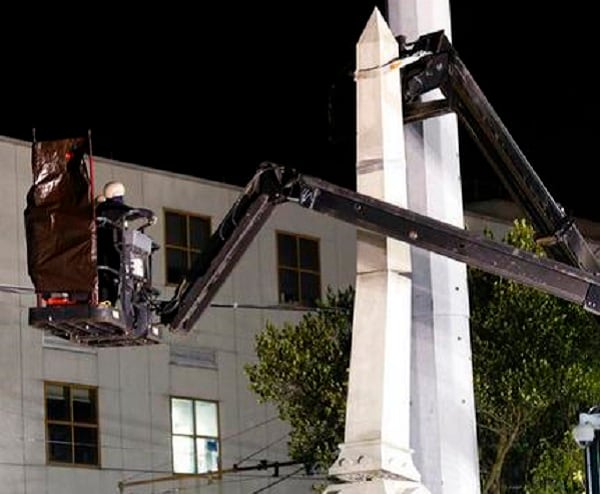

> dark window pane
[46,384,99,467]
[277,234,297,267]
[74,427,98,465]
[301,273,320,306]
[299,238,319,270]
[167,248,187,284]
[73,388,96,424]
[48,424,73,463]
[279,269,299,303]
[190,251,201,270]
[46,385,70,421]
[166,212,187,247]
[190,217,210,251]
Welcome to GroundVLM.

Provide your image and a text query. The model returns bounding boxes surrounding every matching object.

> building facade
[0,135,357,494]
[2,134,599,494]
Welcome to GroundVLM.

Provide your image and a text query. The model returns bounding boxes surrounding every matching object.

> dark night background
[1,3,597,220]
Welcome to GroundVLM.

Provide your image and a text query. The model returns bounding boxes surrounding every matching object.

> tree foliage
[525,432,585,494]
[469,219,600,493]
[244,286,354,472]
[245,219,600,492]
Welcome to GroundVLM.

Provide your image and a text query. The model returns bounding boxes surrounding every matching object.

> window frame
[169,396,221,475]
[276,230,321,307]
[44,381,100,468]
[163,208,211,286]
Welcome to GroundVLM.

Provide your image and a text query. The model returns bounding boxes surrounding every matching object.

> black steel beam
[399,32,600,273]
[404,99,452,123]
[296,174,600,315]
[165,162,600,332]
[167,193,277,332]
[164,164,297,331]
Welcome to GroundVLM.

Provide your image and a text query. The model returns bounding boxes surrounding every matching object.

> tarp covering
[24,137,97,293]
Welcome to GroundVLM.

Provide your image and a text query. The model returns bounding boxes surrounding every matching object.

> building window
[171,397,220,474]
[165,210,211,284]
[277,232,321,306]
[45,382,99,466]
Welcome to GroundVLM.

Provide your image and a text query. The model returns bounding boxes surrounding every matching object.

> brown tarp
[24,137,97,293]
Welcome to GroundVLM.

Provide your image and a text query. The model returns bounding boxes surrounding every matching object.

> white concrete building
[2,134,599,494]
[0,135,357,494]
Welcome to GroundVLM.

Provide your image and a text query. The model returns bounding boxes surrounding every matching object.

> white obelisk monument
[388,2,481,492]
[325,5,480,493]
[325,9,429,493]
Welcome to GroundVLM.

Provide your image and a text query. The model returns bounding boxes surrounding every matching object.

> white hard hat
[103,181,126,199]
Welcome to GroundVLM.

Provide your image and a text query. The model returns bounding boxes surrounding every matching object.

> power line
[118,416,286,483]
[233,434,288,467]
[118,460,303,491]
[249,466,305,494]
[0,283,33,294]
[0,283,346,313]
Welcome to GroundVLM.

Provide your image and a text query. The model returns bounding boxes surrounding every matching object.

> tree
[469,219,600,493]
[525,432,585,494]
[245,219,600,492]
[244,286,354,473]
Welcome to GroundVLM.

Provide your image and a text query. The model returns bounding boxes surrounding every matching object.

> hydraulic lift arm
[398,31,600,273]
[160,165,298,331]
[30,34,600,346]
[164,32,600,332]
[165,163,600,333]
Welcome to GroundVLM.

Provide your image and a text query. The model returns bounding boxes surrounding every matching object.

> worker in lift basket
[95,181,133,307]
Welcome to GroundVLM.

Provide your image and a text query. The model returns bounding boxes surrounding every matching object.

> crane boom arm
[164,31,600,333]
[165,163,600,332]
[399,31,600,273]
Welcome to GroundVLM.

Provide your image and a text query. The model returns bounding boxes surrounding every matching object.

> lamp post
[573,408,600,493]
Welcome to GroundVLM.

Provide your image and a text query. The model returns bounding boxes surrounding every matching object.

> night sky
[2,3,598,220]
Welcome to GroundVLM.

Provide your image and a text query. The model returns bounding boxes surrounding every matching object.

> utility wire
[119,460,302,490]
[0,283,347,313]
[249,466,305,494]
[222,415,279,441]
[0,283,34,294]
[234,433,288,466]
[120,417,287,484]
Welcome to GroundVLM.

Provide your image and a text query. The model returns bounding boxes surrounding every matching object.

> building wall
[3,134,597,494]
[0,136,356,494]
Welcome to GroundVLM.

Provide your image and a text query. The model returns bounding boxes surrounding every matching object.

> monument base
[328,439,422,482]
[324,479,431,494]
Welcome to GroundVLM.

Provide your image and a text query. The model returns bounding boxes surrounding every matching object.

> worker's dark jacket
[96,196,132,303]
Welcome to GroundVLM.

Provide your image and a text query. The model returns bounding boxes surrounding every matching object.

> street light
[573,407,600,493]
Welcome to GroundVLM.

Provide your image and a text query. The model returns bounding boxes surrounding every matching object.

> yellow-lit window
[171,397,220,474]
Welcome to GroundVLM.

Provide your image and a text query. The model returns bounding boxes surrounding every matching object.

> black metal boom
[163,31,600,333]
[165,164,600,332]
[399,31,600,273]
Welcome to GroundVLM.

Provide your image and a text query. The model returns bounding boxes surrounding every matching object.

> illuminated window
[277,232,321,306]
[171,397,220,474]
[45,382,99,466]
[164,210,211,284]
